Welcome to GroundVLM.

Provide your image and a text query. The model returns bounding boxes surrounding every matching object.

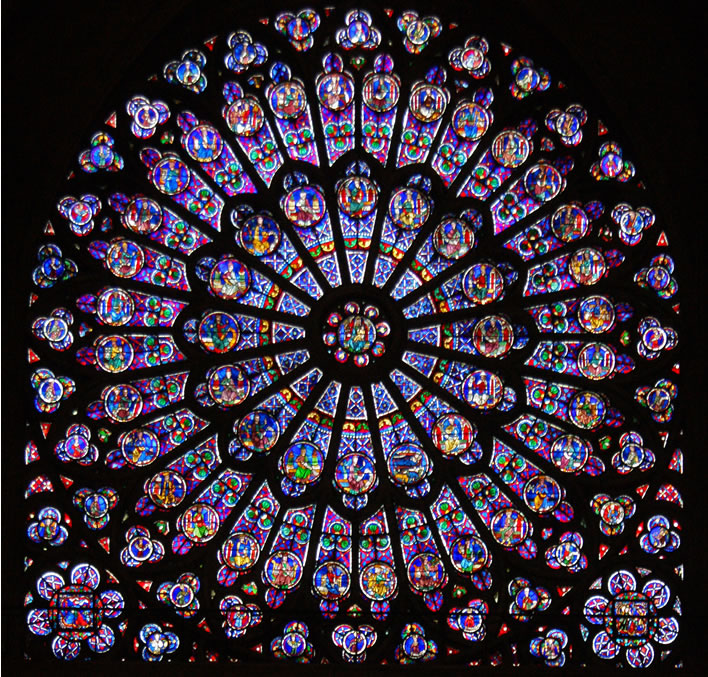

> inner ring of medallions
[306,284,405,383]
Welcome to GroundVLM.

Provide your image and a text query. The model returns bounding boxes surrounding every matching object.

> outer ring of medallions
[305,283,405,385]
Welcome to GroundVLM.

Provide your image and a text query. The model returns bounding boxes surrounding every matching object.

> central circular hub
[323,301,389,367]
[307,286,404,382]
[338,314,376,354]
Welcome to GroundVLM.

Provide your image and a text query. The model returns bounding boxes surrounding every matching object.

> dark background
[3,0,706,674]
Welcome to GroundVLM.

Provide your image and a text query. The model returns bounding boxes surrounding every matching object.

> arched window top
[14,3,688,670]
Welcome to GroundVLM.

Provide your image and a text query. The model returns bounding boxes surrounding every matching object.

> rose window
[21,3,683,669]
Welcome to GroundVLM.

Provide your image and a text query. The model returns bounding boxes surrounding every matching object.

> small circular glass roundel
[237,411,280,452]
[124,197,162,234]
[362,73,399,112]
[198,312,240,353]
[431,414,475,457]
[490,508,529,547]
[209,258,250,300]
[181,503,220,543]
[280,442,324,485]
[95,335,134,372]
[449,536,489,574]
[226,98,264,136]
[121,428,159,466]
[387,444,430,485]
[339,315,376,353]
[491,130,530,168]
[313,561,351,600]
[523,475,562,513]
[148,470,187,510]
[334,453,376,495]
[433,218,475,259]
[472,315,514,358]
[337,176,378,218]
[264,551,303,590]
[97,288,134,326]
[207,365,249,406]
[550,434,590,472]
[360,562,397,601]
[407,553,445,592]
[239,215,281,256]
[221,533,260,571]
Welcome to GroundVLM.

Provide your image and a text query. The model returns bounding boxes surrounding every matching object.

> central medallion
[323,301,389,367]
[338,314,376,354]
[306,285,405,383]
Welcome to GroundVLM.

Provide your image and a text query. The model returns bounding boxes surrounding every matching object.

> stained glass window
[10,2,693,670]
